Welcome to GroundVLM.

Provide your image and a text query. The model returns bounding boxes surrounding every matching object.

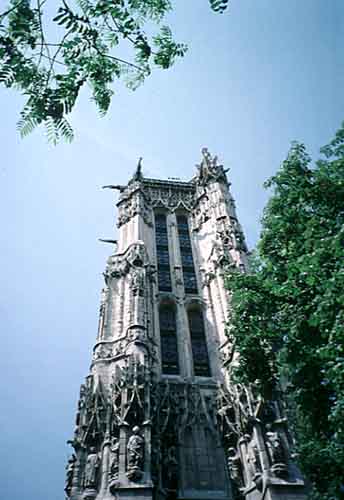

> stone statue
[127,426,144,480]
[266,430,287,466]
[227,447,243,489]
[109,437,120,481]
[65,454,76,496]
[196,147,228,186]
[246,438,261,481]
[130,267,145,296]
[163,445,178,490]
[84,447,99,488]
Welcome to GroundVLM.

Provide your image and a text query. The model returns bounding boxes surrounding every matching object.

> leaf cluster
[225,124,344,499]
[0,0,229,142]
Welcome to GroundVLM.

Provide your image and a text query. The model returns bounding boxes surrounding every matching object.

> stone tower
[65,149,307,500]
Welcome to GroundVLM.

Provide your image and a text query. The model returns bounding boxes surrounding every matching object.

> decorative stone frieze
[145,183,195,212]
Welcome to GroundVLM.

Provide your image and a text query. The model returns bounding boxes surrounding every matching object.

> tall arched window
[159,305,179,375]
[188,309,211,376]
[155,213,172,292]
[176,215,198,294]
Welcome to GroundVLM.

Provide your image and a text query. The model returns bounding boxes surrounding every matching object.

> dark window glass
[160,306,179,374]
[156,232,168,246]
[157,248,170,266]
[181,253,194,267]
[155,213,172,292]
[176,215,198,294]
[179,233,192,248]
[184,271,198,294]
[188,310,211,376]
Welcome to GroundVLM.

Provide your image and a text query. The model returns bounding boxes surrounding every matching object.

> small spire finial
[133,157,143,181]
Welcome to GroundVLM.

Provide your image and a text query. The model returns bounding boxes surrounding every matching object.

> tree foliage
[0,0,229,142]
[226,124,344,499]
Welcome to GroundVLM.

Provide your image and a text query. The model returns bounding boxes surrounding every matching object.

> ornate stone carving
[219,341,235,367]
[217,382,296,494]
[246,436,262,482]
[129,267,146,297]
[116,179,152,228]
[266,428,288,477]
[192,192,211,231]
[150,381,226,494]
[127,426,145,480]
[109,436,120,486]
[93,329,157,363]
[65,454,76,497]
[227,447,244,491]
[209,240,236,272]
[195,148,229,187]
[162,445,178,490]
[146,185,195,212]
[104,242,149,283]
[94,343,113,360]
[216,218,234,249]
[84,447,100,488]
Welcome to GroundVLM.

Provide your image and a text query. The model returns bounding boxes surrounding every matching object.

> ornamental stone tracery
[66,151,307,500]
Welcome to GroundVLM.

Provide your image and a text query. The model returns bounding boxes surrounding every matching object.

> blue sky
[0,1,343,499]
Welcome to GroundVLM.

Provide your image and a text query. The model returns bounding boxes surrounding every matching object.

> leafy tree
[226,124,344,499]
[0,0,229,143]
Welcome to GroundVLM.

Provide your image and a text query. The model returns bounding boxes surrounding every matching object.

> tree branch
[0,0,25,20]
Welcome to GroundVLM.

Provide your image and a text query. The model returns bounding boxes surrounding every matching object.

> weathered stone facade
[66,149,307,500]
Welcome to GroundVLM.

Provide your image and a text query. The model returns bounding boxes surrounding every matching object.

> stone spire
[131,157,143,183]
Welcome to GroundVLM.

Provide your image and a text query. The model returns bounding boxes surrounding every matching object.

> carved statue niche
[265,427,289,478]
[209,239,235,273]
[130,266,146,297]
[108,435,120,493]
[127,426,145,481]
[216,218,234,250]
[162,443,178,493]
[127,242,147,268]
[246,436,262,484]
[65,454,76,497]
[227,447,244,494]
[83,446,100,498]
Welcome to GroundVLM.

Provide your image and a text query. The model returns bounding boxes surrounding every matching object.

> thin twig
[37,0,50,67]
[32,51,67,66]
[97,50,146,73]
[0,0,25,20]
[46,28,73,83]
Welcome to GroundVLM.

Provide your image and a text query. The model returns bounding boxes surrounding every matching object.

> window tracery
[188,309,211,376]
[155,213,172,292]
[176,215,198,294]
[159,305,179,375]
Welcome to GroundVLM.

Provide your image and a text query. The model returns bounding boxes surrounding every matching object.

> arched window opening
[155,213,172,292]
[176,215,198,294]
[188,309,211,376]
[159,305,179,375]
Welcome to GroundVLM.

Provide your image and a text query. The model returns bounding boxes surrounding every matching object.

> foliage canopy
[0,0,229,143]
[226,124,344,499]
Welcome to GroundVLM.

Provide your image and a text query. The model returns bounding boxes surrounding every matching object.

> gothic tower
[65,149,307,500]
